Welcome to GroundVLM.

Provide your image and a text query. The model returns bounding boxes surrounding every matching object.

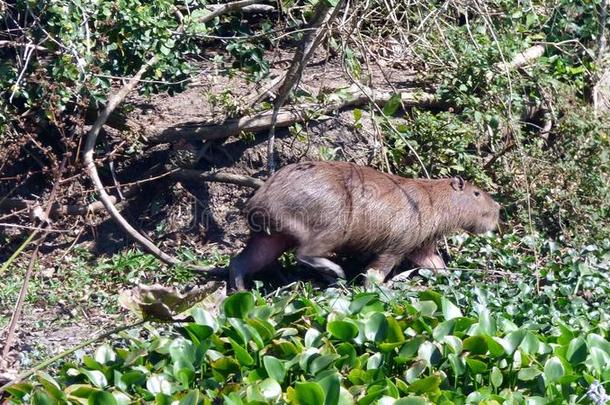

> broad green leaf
[566,337,587,365]
[382,93,402,116]
[490,367,503,388]
[543,356,565,383]
[146,375,171,395]
[386,317,405,343]
[192,308,219,331]
[441,298,463,320]
[398,337,425,361]
[31,389,56,405]
[178,390,200,405]
[367,352,383,370]
[293,382,326,405]
[317,371,340,405]
[466,358,488,374]
[305,328,323,348]
[310,354,340,374]
[223,292,255,318]
[418,341,441,366]
[504,330,526,355]
[88,391,118,405]
[327,320,359,341]
[478,310,496,335]
[229,338,255,366]
[258,379,282,401]
[94,345,116,365]
[365,312,388,342]
[519,332,540,355]
[263,355,286,383]
[433,319,455,341]
[407,375,441,394]
[79,369,107,389]
[518,367,543,381]
[463,336,487,355]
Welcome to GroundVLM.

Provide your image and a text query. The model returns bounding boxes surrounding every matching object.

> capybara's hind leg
[296,245,346,280]
[229,233,291,290]
[407,244,445,270]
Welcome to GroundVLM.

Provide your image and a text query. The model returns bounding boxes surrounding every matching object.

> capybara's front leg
[364,253,400,288]
[229,233,292,290]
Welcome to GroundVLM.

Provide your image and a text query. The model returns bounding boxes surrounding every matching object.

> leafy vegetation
[4,239,610,405]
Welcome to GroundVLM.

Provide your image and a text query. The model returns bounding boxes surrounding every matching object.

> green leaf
[433,319,455,341]
[229,338,255,366]
[543,356,565,383]
[211,357,241,378]
[293,382,326,405]
[441,297,463,320]
[407,375,441,394]
[179,390,200,405]
[327,320,359,341]
[94,345,116,365]
[518,367,543,381]
[258,378,282,401]
[317,371,340,405]
[31,389,56,405]
[192,308,219,331]
[490,367,503,388]
[478,310,496,335]
[504,330,526,355]
[466,358,488,374]
[365,312,388,342]
[310,354,340,375]
[463,336,487,355]
[88,391,117,405]
[263,355,286,383]
[223,292,255,318]
[386,317,405,343]
[79,369,107,389]
[566,337,587,365]
[305,328,323,348]
[382,93,402,116]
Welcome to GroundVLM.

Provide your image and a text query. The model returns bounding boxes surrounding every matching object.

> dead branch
[267,0,344,171]
[172,169,264,189]
[485,45,545,81]
[0,198,120,219]
[81,55,188,268]
[198,0,273,24]
[149,85,439,143]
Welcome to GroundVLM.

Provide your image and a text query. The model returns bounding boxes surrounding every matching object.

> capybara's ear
[451,176,465,191]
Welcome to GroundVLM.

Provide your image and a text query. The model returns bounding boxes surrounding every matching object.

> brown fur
[229,161,500,290]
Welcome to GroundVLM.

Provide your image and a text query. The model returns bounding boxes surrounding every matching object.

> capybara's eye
[474,191,481,197]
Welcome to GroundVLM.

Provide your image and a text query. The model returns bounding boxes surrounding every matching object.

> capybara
[229,161,500,290]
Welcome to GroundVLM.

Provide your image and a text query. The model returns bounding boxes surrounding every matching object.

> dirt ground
[0,51,419,379]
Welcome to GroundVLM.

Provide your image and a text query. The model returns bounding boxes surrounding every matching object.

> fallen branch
[485,45,545,81]
[0,198,120,219]
[172,169,264,189]
[199,0,272,24]
[149,85,440,143]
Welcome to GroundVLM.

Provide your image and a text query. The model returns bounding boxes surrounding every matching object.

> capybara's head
[448,176,500,234]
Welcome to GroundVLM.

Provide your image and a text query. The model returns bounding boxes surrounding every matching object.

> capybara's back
[229,161,500,290]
